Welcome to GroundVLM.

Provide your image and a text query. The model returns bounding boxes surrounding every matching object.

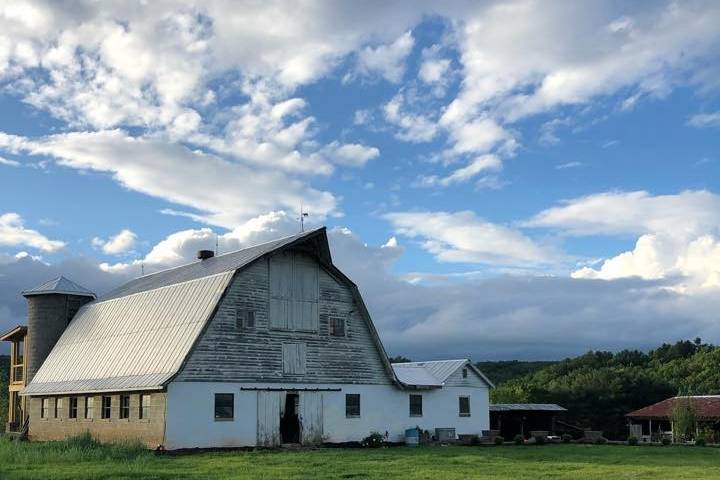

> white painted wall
[164,381,489,449]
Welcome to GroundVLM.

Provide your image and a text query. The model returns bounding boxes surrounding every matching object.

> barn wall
[444,365,490,388]
[27,391,166,446]
[175,252,392,385]
[164,381,489,449]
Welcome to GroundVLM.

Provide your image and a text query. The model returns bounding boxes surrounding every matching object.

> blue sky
[1,1,720,359]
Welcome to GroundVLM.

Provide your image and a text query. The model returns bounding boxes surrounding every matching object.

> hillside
[491,339,720,439]
[476,360,556,386]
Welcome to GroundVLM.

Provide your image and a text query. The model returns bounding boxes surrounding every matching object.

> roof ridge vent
[197,250,214,260]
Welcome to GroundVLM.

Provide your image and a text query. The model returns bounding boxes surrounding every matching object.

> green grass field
[2,437,720,480]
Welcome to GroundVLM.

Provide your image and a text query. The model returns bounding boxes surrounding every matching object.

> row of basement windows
[40,394,151,420]
[211,393,471,420]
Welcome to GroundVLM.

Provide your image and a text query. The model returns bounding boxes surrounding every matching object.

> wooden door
[257,391,282,447]
[299,391,324,445]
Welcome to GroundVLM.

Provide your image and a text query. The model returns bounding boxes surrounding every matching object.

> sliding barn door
[257,391,282,447]
[299,392,324,445]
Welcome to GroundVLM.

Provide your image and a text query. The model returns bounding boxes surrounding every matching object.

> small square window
[459,396,471,417]
[329,317,345,337]
[120,395,130,419]
[236,309,255,329]
[345,394,360,417]
[215,393,234,420]
[101,396,112,419]
[139,394,151,420]
[409,394,423,417]
[68,397,77,418]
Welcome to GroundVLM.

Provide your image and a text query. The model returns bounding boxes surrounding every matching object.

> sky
[1,0,720,360]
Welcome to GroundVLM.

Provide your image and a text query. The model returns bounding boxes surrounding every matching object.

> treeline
[487,339,720,439]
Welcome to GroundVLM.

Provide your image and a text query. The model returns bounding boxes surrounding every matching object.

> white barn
[14,228,492,448]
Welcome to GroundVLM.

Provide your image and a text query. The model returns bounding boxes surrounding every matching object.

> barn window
[459,396,471,417]
[269,251,319,331]
[409,394,423,417]
[345,394,360,417]
[84,397,94,419]
[41,398,49,418]
[139,394,151,419]
[101,396,112,419]
[462,368,468,378]
[215,393,234,420]
[54,398,62,418]
[329,317,345,337]
[236,309,255,329]
[69,397,78,419]
[120,395,130,419]
[282,343,307,374]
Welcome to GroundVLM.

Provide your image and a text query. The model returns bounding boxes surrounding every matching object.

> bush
[595,437,608,445]
[361,431,385,448]
[661,437,671,446]
[513,434,524,445]
[627,436,639,446]
[561,434,573,444]
[695,436,707,447]
[534,435,546,445]
[494,436,505,445]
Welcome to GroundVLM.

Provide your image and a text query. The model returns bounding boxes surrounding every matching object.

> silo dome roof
[22,276,96,298]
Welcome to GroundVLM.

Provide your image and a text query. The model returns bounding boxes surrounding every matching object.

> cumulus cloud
[323,142,380,167]
[687,111,720,128]
[385,210,560,267]
[0,212,64,252]
[0,130,337,229]
[92,229,137,255]
[355,31,415,83]
[418,154,502,187]
[0,156,20,167]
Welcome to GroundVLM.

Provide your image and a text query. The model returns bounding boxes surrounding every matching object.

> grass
[2,436,720,480]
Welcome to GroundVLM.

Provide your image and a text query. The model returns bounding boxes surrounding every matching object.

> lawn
[2,437,720,480]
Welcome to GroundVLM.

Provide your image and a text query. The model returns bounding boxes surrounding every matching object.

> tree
[671,397,697,443]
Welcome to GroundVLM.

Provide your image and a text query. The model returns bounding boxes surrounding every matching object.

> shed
[626,396,720,442]
[490,403,567,439]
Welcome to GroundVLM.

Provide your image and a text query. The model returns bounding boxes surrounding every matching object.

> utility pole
[215,232,219,256]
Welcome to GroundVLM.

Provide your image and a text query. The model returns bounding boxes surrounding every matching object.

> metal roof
[392,359,494,388]
[490,404,567,412]
[22,228,331,396]
[23,271,233,396]
[626,396,720,420]
[100,229,327,301]
[22,276,96,298]
[0,324,27,342]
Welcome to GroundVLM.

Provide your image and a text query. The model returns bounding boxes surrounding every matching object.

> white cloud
[356,31,414,83]
[323,142,380,167]
[687,111,720,128]
[385,210,560,267]
[92,229,137,255]
[0,156,20,167]
[383,92,439,143]
[555,161,582,170]
[0,212,64,252]
[0,130,337,229]
[419,154,502,187]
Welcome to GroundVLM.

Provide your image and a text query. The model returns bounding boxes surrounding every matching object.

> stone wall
[28,391,166,447]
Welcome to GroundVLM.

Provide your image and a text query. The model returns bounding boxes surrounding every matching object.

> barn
[3,227,493,448]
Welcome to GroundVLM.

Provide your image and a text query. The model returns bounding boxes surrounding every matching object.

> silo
[22,276,95,383]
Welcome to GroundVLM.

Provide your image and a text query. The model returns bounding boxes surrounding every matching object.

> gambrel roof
[392,359,494,388]
[23,228,395,396]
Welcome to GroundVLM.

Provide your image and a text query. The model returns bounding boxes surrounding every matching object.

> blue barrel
[405,428,420,447]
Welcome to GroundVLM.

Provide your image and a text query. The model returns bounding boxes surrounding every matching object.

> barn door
[299,392,324,445]
[257,391,282,447]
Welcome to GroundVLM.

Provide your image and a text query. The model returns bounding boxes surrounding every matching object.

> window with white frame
[459,396,471,417]
[41,398,49,418]
[409,394,423,417]
[345,394,360,417]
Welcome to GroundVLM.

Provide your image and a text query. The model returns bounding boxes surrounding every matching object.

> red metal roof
[626,396,720,420]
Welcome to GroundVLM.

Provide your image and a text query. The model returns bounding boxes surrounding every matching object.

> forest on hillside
[487,339,720,439]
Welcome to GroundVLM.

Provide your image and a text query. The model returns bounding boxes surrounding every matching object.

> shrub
[695,436,707,447]
[627,436,638,446]
[661,437,671,446]
[561,434,573,444]
[494,436,505,445]
[595,437,608,445]
[362,431,385,448]
[534,435,546,445]
[513,434,524,445]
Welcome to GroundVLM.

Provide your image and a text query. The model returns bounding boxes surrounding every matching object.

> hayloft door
[299,391,324,445]
[257,391,282,447]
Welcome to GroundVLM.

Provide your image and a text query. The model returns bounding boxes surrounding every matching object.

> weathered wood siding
[175,250,392,384]
[256,391,281,446]
[299,391,323,444]
[444,365,489,388]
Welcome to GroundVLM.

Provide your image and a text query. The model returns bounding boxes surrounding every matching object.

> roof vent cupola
[197,250,214,260]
